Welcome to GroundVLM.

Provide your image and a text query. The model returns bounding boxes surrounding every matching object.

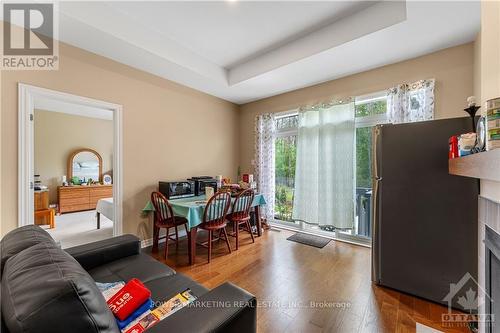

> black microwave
[188,177,218,196]
[159,181,195,199]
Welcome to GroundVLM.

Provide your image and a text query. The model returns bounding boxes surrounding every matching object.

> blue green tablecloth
[142,194,266,230]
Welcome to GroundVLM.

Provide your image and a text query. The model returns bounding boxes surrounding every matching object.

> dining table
[142,193,267,264]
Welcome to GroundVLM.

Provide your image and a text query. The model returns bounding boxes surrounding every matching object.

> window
[351,92,387,238]
[354,93,388,127]
[354,93,388,189]
[272,92,388,242]
[274,113,298,222]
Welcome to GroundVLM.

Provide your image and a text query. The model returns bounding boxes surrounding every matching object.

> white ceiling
[57,1,480,104]
[105,1,374,69]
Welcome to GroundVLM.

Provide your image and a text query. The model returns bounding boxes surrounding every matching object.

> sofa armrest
[65,234,141,271]
[148,282,256,333]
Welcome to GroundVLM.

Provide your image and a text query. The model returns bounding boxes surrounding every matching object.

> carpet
[286,232,331,248]
[45,210,113,248]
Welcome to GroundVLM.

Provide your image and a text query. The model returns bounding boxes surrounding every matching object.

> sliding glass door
[271,94,387,245]
[336,93,387,244]
[355,126,373,238]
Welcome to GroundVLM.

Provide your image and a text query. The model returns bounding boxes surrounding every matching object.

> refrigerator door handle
[371,178,381,283]
[372,126,381,179]
[371,126,382,283]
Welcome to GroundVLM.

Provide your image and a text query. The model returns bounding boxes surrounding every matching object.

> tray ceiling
[57,1,480,104]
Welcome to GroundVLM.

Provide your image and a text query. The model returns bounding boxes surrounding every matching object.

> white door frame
[18,83,123,236]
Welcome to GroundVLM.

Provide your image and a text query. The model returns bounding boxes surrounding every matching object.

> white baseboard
[141,238,155,248]
[140,229,188,248]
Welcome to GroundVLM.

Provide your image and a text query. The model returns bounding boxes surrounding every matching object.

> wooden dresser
[58,185,112,214]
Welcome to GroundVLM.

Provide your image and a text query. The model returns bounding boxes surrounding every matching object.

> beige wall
[34,110,114,204]
[0,29,477,239]
[239,43,475,173]
[1,42,240,238]
[476,4,500,333]
[478,0,500,203]
[473,35,482,102]
[479,1,500,110]
[0,68,3,236]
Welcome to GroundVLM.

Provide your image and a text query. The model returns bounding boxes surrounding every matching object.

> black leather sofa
[0,225,256,333]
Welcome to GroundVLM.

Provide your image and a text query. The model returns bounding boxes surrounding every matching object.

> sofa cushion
[144,273,209,304]
[0,225,55,271]
[146,282,256,333]
[1,281,10,333]
[2,242,119,333]
[65,235,141,271]
[88,253,176,283]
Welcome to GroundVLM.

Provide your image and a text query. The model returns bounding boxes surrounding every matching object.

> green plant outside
[355,100,386,188]
[273,100,386,222]
[274,136,296,221]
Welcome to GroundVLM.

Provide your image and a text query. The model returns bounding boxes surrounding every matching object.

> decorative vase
[463,105,481,132]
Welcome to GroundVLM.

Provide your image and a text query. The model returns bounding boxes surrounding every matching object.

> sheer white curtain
[292,100,355,229]
[388,79,435,124]
[255,113,276,219]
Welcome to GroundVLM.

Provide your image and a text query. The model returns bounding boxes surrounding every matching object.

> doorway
[18,84,123,247]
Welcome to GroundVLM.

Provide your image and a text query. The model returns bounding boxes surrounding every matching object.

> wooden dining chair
[197,191,232,263]
[150,191,188,259]
[227,189,255,250]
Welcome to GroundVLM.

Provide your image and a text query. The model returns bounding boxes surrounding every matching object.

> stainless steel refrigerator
[371,117,478,308]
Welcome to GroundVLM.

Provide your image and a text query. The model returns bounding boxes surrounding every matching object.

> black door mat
[286,232,331,248]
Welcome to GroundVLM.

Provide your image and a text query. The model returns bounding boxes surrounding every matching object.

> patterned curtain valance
[298,97,354,113]
[387,79,435,124]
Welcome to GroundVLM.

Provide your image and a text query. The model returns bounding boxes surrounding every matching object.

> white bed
[96,197,113,229]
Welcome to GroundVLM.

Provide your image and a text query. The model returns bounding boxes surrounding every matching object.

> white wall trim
[270,221,371,248]
[18,83,124,237]
[18,84,34,228]
[141,238,155,248]
[480,194,500,205]
[140,229,189,249]
[35,97,114,120]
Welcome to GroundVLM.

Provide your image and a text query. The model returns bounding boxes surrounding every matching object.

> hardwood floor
[146,228,470,333]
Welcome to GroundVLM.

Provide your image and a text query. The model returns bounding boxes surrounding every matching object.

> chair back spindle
[202,191,231,228]
[231,189,255,221]
[151,191,174,224]
[150,191,188,260]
